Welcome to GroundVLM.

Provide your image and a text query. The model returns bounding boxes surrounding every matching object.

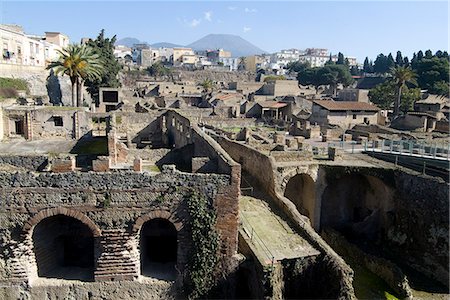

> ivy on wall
[185,190,219,299]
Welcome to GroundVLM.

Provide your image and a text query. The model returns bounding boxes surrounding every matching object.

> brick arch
[132,210,183,233]
[23,207,101,237]
[281,169,317,193]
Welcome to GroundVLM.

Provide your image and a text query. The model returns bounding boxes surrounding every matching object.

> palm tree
[47,44,104,107]
[200,78,214,93]
[390,66,417,118]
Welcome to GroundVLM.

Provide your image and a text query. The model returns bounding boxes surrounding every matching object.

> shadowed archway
[32,215,96,281]
[284,173,316,222]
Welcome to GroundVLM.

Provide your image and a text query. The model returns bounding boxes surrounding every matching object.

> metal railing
[363,139,450,160]
[240,176,254,195]
[240,213,275,267]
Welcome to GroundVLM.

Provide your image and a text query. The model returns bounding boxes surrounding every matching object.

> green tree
[147,61,171,78]
[403,56,409,67]
[417,50,424,61]
[200,78,215,92]
[336,52,345,65]
[286,60,310,73]
[373,54,389,74]
[395,51,403,66]
[425,49,433,58]
[368,81,420,113]
[363,57,373,73]
[415,57,449,95]
[47,44,104,107]
[317,65,354,96]
[297,68,320,92]
[350,65,361,76]
[390,66,417,117]
[84,29,121,104]
[387,53,395,70]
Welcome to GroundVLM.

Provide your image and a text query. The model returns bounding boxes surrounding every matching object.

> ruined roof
[258,101,288,109]
[313,100,380,112]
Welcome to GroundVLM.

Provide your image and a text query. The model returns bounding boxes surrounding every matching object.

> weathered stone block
[285,138,298,149]
[328,147,343,161]
[51,156,75,173]
[274,133,285,145]
[92,156,111,172]
[133,157,142,172]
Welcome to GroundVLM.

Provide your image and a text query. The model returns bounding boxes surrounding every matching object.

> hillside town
[0,19,449,300]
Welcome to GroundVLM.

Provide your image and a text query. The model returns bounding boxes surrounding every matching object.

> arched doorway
[32,215,95,281]
[140,218,177,280]
[284,174,316,221]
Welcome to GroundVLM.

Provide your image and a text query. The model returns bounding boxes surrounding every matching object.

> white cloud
[204,11,212,22]
[243,27,251,33]
[244,8,257,13]
[189,18,201,27]
[228,6,237,11]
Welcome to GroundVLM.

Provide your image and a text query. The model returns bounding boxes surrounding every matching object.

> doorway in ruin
[140,218,177,280]
[32,215,95,281]
[284,174,316,222]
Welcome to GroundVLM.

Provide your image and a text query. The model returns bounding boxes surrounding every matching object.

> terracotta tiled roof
[313,100,380,112]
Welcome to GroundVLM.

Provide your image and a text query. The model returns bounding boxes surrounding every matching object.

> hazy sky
[1,1,448,62]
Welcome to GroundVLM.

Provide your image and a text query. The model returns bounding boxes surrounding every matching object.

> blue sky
[1,1,448,62]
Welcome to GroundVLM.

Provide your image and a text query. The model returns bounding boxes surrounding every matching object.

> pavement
[0,139,76,155]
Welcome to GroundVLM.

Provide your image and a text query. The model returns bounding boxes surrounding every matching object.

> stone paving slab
[0,139,76,155]
[239,196,320,264]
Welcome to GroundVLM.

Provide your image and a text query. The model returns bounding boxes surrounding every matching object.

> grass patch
[144,164,160,172]
[0,77,29,91]
[349,257,400,300]
[70,137,108,155]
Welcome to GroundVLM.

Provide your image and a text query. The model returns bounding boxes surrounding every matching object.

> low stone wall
[0,279,177,300]
[0,155,48,171]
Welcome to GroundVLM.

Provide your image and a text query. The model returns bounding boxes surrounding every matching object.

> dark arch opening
[140,218,177,280]
[284,174,315,221]
[32,215,95,281]
[320,173,391,240]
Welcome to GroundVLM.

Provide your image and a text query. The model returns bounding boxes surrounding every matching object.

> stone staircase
[95,229,140,281]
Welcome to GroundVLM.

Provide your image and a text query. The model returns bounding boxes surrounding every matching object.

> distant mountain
[187,34,265,57]
[116,37,142,47]
[150,42,183,48]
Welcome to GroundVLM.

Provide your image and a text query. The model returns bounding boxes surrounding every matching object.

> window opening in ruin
[353,114,357,119]
[53,116,63,127]
[140,218,177,280]
[15,119,24,135]
[32,215,95,281]
[102,90,119,103]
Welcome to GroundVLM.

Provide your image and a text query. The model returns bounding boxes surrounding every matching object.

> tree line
[363,50,449,96]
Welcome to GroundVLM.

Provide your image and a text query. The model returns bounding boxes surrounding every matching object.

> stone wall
[0,164,239,298]
[0,155,48,171]
[211,135,356,298]
[318,166,449,287]
[0,63,72,105]
[390,171,449,286]
[162,110,241,261]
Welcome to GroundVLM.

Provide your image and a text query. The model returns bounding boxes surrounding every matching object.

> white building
[1,24,69,67]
